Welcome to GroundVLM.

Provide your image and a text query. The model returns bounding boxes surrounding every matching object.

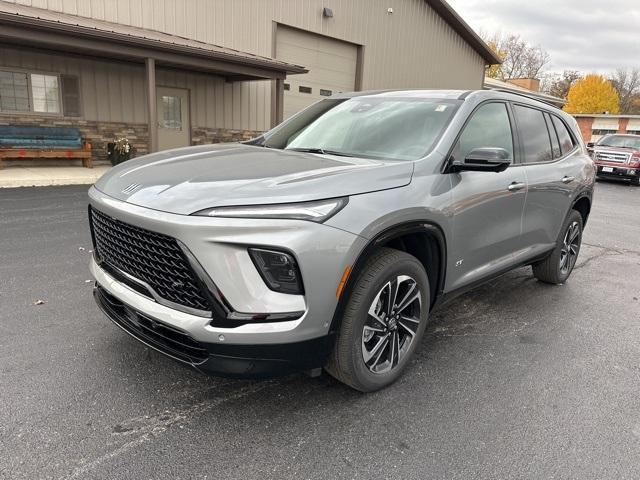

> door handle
[561,176,575,184]
[507,182,526,192]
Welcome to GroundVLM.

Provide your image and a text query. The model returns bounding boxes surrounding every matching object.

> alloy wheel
[559,220,580,275]
[362,275,422,374]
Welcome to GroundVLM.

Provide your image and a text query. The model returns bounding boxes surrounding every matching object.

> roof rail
[486,88,563,108]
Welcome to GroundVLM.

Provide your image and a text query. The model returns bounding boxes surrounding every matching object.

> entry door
[157,87,190,151]
[447,102,527,291]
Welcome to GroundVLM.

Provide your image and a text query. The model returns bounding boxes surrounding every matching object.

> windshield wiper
[288,147,357,157]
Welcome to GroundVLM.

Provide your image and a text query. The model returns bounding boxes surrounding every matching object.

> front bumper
[94,285,333,377]
[595,164,640,180]
[88,186,366,375]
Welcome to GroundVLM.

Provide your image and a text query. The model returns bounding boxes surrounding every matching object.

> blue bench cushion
[0,126,83,149]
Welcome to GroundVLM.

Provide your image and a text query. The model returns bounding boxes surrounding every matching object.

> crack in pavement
[61,380,278,480]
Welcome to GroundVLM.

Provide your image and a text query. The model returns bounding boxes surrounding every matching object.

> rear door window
[551,115,576,154]
[513,105,553,163]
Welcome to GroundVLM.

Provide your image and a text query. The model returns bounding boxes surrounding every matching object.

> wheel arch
[328,221,447,336]
[572,193,591,226]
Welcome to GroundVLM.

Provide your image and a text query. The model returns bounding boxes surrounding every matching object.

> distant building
[573,115,640,143]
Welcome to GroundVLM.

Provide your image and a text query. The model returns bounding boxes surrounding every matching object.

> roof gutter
[0,11,307,76]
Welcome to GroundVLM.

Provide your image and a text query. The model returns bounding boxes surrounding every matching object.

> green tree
[564,74,620,114]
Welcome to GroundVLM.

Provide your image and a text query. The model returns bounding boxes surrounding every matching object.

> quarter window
[454,102,514,162]
[551,115,576,154]
[544,113,561,159]
[513,105,553,163]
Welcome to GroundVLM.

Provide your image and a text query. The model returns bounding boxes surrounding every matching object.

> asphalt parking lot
[1,180,639,480]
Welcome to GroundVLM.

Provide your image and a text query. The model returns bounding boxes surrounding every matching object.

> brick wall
[0,114,264,166]
[618,118,629,134]
[575,117,594,142]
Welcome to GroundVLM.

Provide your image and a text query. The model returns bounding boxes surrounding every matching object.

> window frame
[443,100,519,172]
[0,67,64,117]
[510,101,579,166]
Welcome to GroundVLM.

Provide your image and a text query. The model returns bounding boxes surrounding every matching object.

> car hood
[94,144,414,215]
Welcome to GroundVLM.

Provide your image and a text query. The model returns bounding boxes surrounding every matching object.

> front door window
[161,95,182,130]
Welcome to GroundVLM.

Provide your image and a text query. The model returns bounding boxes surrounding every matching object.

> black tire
[631,177,640,187]
[532,210,583,284]
[325,247,429,392]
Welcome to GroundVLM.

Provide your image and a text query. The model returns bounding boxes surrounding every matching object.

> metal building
[0,0,499,161]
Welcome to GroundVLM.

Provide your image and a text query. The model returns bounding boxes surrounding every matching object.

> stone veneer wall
[191,127,263,145]
[0,114,264,165]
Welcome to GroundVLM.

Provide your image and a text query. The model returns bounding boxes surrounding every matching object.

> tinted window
[513,105,553,163]
[454,102,513,162]
[545,113,561,159]
[552,115,575,154]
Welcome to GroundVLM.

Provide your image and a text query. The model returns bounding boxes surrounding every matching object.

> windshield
[597,135,640,149]
[261,97,460,160]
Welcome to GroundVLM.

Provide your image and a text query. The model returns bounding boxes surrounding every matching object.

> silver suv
[89,90,595,391]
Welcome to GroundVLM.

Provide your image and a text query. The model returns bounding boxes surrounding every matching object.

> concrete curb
[0,166,111,188]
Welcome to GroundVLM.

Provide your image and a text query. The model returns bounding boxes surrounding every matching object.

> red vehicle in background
[588,134,640,186]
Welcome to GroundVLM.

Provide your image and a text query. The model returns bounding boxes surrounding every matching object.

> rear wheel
[326,248,429,392]
[532,210,583,284]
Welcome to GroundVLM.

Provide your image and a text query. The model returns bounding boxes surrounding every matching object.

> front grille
[595,151,630,164]
[90,207,212,312]
[95,286,209,364]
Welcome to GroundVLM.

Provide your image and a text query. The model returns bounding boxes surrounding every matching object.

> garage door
[276,26,357,119]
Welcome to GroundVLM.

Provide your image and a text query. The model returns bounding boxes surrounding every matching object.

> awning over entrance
[0,2,307,151]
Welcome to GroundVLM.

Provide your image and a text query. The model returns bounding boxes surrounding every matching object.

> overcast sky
[447,0,640,74]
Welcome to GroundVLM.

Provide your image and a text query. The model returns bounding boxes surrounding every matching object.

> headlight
[248,248,304,295]
[192,197,348,223]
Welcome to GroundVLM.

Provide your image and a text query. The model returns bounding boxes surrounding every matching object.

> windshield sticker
[435,105,448,112]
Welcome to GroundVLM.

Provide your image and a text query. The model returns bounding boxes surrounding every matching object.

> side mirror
[448,147,512,173]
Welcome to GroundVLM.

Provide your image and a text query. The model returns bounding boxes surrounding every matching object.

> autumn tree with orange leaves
[564,75,620,114]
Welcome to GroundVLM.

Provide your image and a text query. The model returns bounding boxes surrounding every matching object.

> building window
[0,71,29,112]
[30,74,60,113]
[626,130,640,135]
[161,95,182,130]
[0,70,62,114]
[283,83,290,91]
[592,129,617,136]
[319,89,332,97]
[299,86,312,94]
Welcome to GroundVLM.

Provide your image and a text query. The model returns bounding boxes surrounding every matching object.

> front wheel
[631,177,640,187]
[532,210,583,284]
[326,248,429,392]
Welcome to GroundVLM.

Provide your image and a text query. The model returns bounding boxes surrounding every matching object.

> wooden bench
[0,126,92,169]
